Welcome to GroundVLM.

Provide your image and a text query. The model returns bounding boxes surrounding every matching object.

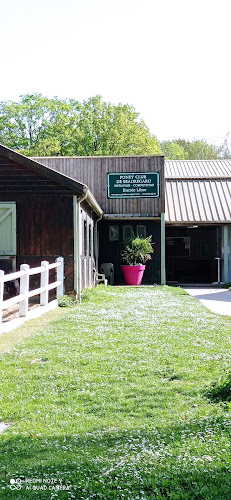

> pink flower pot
[121,265,146,286]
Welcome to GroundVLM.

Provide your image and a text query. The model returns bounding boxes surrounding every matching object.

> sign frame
[107,172,160,199]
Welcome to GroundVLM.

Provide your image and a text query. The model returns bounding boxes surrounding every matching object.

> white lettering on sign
[120,175,135,180]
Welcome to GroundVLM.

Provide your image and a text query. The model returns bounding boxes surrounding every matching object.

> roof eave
[0,144,85,196]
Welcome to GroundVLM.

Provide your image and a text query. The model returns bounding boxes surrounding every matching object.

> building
[0,144,103,296]
[0,143,230,294]
[165,159,231,284]
[33,154,166,285]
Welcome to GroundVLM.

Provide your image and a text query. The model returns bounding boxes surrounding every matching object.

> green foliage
[161,141,188,160]
[0,93,227,160]
[0,94,162,157]
[173,138,219,159]
[121,235,154,265]
[58,294,75,307]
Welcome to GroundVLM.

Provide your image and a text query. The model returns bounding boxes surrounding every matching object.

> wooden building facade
[0,145,103,295]
[33,155,166,285]
[2,146,230,289]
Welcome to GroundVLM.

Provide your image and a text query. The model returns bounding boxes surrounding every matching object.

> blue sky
[1,0,231,145]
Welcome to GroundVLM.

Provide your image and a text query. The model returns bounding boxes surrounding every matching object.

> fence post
[40,261,49,306]
[0,270,4,325]
[19,264,30,317]
[56,257,64,299]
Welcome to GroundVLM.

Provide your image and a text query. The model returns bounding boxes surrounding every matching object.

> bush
[58,295,75,307]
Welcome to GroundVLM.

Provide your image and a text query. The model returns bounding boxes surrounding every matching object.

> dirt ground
[2,301,40,323]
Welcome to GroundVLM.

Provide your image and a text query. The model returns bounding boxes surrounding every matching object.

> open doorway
[166,226,220,284]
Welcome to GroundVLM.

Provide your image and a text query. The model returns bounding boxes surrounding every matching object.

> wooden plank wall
[33,156,165,215]
[0,155,98,293]
[0,190,74,292]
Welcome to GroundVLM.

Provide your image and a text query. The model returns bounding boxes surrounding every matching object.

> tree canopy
[0,94,162,157]
[161,139,219,160]
[0,93,224,159]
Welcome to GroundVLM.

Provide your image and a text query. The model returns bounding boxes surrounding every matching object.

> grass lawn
[0,285,231,499]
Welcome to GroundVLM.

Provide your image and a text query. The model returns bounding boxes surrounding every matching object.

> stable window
[84,220,88,256]
[109,225,119,241]
[166,237,190,257]
[137,225,146,238]
[89,224,93,256]
[123,225,132,240]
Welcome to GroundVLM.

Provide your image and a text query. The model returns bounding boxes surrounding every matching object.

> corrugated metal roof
[165,159,231,178]
[165,179,231,223]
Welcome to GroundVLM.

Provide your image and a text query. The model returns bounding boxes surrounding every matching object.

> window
[123,225,132,240]
[89,224,93,256]
[84,220,87,256]
[137,225,146,238]
[109,225,119,241]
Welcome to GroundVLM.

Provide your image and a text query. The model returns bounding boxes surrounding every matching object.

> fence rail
[0,257,64,325]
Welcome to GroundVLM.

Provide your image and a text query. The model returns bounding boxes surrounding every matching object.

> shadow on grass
[1,417,231,499]
[205,371,231,403]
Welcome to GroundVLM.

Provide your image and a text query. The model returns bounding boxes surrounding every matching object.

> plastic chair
[100,263,114,285]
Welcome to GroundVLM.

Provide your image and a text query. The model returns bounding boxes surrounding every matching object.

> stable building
[165,160,231,284]
[35,154,231,286]
[0,144,103,296]
[1,144,231,293]
[33,154,166,286]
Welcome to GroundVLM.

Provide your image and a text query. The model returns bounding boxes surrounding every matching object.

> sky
[1,0,231,146]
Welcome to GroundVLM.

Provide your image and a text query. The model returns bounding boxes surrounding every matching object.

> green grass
[0,285,231,499]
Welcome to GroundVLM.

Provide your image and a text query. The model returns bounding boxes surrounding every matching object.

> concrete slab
[184,288,231,316]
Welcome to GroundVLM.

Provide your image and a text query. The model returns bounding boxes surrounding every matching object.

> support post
[77,201,82,302]
[161,212,166,285]
[56,257,64,298]
[40,260,49,306]
[223,225,229,283]
[0,270,4,325]
[19,264,30,317]
[73,195,78,294]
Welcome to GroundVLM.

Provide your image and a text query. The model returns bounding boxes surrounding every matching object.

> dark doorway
[98,220,161,284]
[166,226,221,284]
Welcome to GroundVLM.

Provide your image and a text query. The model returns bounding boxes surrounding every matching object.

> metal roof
[165,178,231,224]
[165,160,231,223]
[165,159,231,179]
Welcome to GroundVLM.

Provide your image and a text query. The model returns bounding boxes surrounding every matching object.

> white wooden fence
[0,257,64,325]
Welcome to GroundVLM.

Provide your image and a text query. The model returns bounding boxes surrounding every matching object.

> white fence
[0,257,64,325]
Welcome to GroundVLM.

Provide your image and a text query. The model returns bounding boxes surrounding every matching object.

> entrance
[166,226,220,284]
[0,203,16,273]
[98,219,161,284]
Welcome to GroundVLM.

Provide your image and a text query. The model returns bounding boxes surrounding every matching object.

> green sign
[107,172,160,199]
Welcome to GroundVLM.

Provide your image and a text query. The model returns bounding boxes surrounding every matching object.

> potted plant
[121,235,154,285]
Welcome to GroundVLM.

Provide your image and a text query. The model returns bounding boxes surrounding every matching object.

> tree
[174,139,218,160]
[161,141,188,160]
[0,94,162,157]
[217,133,231,159]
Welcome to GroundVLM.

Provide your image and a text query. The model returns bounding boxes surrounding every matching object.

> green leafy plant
[121,234,154,265]
[58,294,75,307]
